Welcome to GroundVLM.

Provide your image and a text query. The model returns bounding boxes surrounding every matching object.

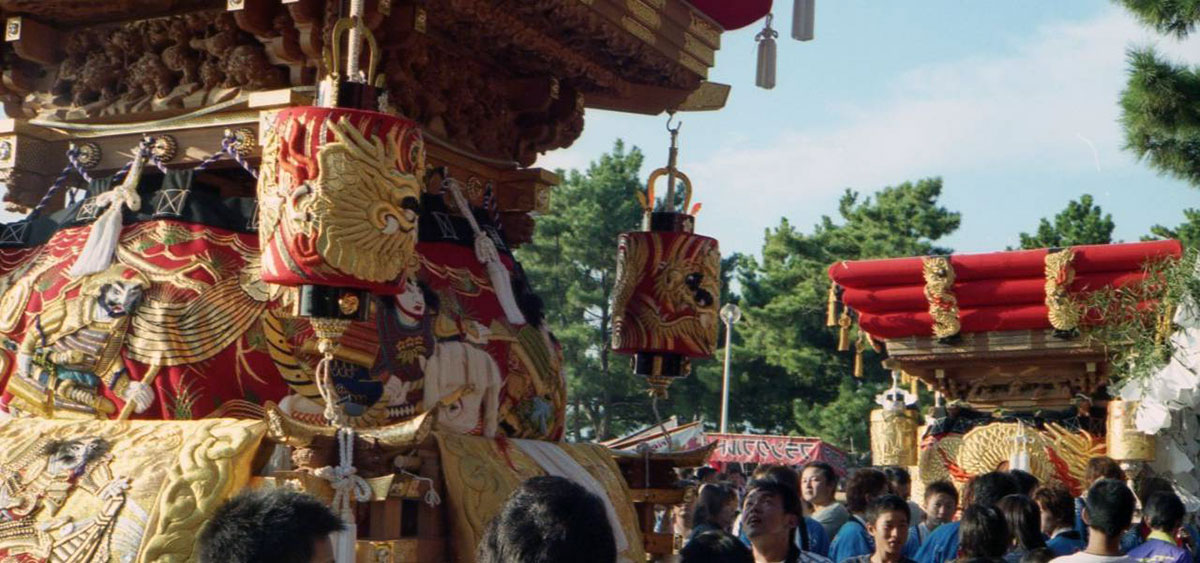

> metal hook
[665,112,682,136]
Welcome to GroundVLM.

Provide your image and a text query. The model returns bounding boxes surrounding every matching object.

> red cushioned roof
[688,0,773,30]
[827,240,1183,339]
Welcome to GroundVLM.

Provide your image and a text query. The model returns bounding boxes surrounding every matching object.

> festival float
[827,240,1192,497]
[0,0,776,561]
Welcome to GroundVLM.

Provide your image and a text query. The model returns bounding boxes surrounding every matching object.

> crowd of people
[190,456,1200,563]
[666,457,1199,563]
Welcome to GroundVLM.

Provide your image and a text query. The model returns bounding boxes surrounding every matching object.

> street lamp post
[719,303,742,433]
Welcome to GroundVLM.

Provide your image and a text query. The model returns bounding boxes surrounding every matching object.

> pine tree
[1117,1,1200,187]
[1017,194,1115,249]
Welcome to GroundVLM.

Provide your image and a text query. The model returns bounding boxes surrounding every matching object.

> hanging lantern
[1107,399,1155,462]
[611,117,721,398]
[870,375,918,466]
[256,9,424,424]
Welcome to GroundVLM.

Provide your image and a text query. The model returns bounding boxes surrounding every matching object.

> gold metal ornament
[1045,249,1081,332]
[338,293,360,315]
[1107,399,1155,461]
[922,256,960,339]
[870,408,918,466]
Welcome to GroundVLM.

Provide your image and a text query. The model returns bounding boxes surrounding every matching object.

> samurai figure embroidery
[10,266,155,418]
[0,437,132,562]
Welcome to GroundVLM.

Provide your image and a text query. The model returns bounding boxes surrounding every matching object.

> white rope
[346,0,365,82]
[397,468,442,508]
[442,178,527,326]
[314,426,370,563]
[67,145,147,277]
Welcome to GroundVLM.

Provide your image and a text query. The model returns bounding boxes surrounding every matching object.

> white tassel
[792,0,815,41]
[755,14,778,90]
[68,151,146,278]
[443,179,528,326]
[314,427,371,563]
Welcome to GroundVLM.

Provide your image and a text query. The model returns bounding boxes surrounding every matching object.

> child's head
[1143,491,1185,535]
[1083,479,1135,540]
[865,494,911,558]
[923,480,959,526]
[958,505,1009,560]
[1032,484,1075,536]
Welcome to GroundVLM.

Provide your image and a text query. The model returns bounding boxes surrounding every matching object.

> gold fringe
[911,377,919,396]
[838,311,852,351]
[826,284,839,327]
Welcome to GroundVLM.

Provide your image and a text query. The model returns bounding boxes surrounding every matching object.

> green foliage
[1082,249,1200,385]
[1116,0,1200,187]
[517,140,649,440]
[1117,0,1200,38]
[1150,208,1200,248]
[723,178,960,449]
[1018,194,1115,249]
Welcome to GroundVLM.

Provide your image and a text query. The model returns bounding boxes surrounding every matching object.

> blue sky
[537,1,1200,258]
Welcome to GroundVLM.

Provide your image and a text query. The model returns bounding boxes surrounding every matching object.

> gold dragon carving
[1044,249,1081,332]
[922,256,961,339]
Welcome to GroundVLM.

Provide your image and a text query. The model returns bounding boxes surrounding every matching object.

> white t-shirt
[1050,552,1135,563]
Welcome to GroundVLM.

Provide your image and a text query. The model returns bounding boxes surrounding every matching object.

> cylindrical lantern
[612,125,721,399]
[1107,399,1155,461]
[871,408,918,466]
[257,105,425,309]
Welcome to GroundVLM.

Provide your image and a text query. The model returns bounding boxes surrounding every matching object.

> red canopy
[828,240,1183,340]
[688,0,773,30]
[706,433,849,475]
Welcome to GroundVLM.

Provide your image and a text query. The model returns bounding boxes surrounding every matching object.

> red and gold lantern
[257,106,424,300]
[611,125,720,397]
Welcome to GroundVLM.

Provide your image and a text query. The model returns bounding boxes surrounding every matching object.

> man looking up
[743,479,832,563]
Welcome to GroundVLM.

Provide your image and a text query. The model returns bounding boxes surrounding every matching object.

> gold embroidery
[1044,249,1081,332]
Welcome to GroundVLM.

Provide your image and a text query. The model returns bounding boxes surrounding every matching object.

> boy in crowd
[804,462,850,539]
[1052,479,1136,563]
[842,495,916,563]
[1034,484,1086,557]
[197,489,344,563]
[1126,491,1193,563]
[919,480,958,538]
[743,479,832,563]
[830,468,891,563]
[915,471,1020,563]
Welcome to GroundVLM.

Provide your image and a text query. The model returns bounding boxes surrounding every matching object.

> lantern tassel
[837,311,852,351]
[853,340,864,378]
[792,0,815,41]
[826,284,839,327]
[755,14,778,90]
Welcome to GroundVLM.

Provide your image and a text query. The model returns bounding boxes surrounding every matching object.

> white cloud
[673,7,1200,254]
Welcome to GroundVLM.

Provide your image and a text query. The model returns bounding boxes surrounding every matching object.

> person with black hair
[915,471,1020,563]
[1125,491,1192,563]
[196,489,345,563]
[959,505,1011,563]
[737,465,829,556]
[804,462,850,539]
[681,530,755,563]
[920,480,959,537]
[830,468,891,563]
[1010,470,1040,496]
[881,467,925,559]
[998,494,1048,563]
[1074,458,1127,541]
[689,483,739,541]
[697,466,720,485]
[1123,476,1178,553]
[743,479,833,563]
[1033,484,1086,556]
[1052,479,1136,563]
[476,475,617,563]
[841,495,916,563]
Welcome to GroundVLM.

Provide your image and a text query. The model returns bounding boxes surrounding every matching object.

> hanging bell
[792,0,815,41]
[755,14,778,90]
